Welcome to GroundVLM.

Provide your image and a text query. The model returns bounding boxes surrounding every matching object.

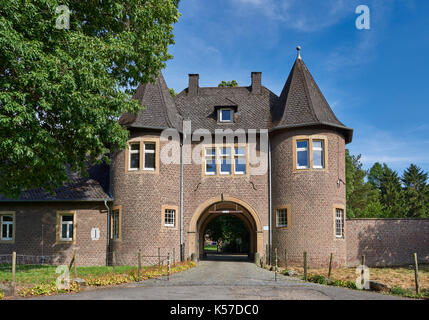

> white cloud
[348,124,429,173]
[232,0,359,32]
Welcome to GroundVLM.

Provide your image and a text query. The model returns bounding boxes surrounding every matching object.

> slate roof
[123,55,353,143]
[0,162,111,202]
[272,58,353,142]
[119,72,182,130]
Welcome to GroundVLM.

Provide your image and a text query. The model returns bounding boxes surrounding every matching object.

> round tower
[270,49,352,268]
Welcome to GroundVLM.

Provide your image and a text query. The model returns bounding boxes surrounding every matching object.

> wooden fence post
[414,253,420,295]
[303,251,308,282]
[11,252,16,296]
[73,249,77,278]
[284,249,288,270]
[112,250,116,274]
[167,252,171,281]
[328,253,333,281]
[138,249,142,282]
[274,248,278,282]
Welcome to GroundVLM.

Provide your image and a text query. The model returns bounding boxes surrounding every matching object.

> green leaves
[0,0,180,198]
[346,150,429,218]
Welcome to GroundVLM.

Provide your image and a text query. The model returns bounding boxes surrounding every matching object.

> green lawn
[0,264,138,284]
[204,245,218,252]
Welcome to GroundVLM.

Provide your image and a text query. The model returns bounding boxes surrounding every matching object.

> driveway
[31,254,403,300]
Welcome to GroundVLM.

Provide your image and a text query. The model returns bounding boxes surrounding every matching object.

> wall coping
[347,218,429,221]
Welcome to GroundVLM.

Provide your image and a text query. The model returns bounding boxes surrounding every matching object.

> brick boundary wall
[346,218,429,267]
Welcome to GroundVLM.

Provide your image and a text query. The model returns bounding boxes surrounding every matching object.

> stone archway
[188,195,263,260]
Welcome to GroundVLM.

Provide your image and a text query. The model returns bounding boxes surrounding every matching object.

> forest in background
[346,150,429,218]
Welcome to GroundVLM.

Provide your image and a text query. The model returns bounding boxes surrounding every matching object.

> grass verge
[0,261,197,298]
[263,264,429,299]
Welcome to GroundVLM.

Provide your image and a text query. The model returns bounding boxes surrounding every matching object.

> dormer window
[219,108,234,123]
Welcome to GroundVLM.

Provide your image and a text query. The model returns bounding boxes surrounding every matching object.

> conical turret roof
[273,56,353,143]
[119,72,182,130]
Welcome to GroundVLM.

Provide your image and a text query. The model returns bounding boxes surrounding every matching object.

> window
[294,135,328,171]
[144,142,156,170]
[335,208,344,238]
[296,140,309,169]
[205,148,217,175]
[220,147,232,175]
[234,147,246,175]
[277,209,288,228]
[1,215,14,241]
[204,145,248,177]
[164,209,176,228]
[111,208,121,240]
[60,215,74,242]
[312,140,325,169]
[219,108,233,123]
[129,143,140,171]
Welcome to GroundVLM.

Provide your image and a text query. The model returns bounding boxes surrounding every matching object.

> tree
[0,0,180,198]
[401,164,428,217]
[345,150,382,218]
[218,80,238,88]
[205,215,249,252]
[379,166,407,217]
[169,88,178,97]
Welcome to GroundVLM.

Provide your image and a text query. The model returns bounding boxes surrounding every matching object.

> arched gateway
[188,196,263,260]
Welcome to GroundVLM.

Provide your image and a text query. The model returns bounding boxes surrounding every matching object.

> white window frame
[335,208,344,238]
[277,209,288,228]
[128,142,140,171]
[112,210,120,240]
[60,215,74,242]
[1,215,13,241]
[296,140,309,169]
[143,142,156,171]
[312,140,325,169]
[220,147,232,175]
[219,108,233,123]
[164,209,176,228]
[205,148,217,175]
[234,147,246,175]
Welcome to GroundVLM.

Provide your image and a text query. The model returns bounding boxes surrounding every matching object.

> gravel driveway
[30,254,404,300]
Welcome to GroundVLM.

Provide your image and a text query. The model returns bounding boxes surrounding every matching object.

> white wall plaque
[91,228,100,241]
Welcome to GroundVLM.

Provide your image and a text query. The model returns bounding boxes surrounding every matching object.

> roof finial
[296,46,302,60]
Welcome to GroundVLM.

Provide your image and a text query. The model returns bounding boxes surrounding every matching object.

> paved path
[31,255,403,300]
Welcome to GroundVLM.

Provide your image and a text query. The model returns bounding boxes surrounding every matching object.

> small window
[129,143,140,170]
[1,215,14,241]
[219,108,233,123]
[111,209,120,240]
[164,209,176,228]
[60,215,74,242]
[234,147,246,175]
[144,142,156,170]
[220,147,232,175]
[296,140,309,169]
[335,208,344,238]
[205,148,217,175]
[312,140,325,169]
[277,209,288,228]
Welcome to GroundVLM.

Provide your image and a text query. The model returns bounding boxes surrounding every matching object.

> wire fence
[0,248,180,292]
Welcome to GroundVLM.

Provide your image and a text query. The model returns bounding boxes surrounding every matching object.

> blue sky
[164,0,429,175]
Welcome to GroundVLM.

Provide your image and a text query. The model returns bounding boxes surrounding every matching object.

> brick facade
[271,128,347,268]
[0,203,107,266]
[346,219,429,267]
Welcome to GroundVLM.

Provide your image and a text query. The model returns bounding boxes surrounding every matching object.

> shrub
[0,288,4,300]
[308,275,327,285]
